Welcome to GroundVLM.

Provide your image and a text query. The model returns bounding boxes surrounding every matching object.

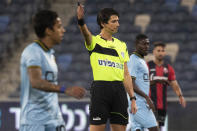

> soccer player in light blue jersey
[127,34,159,131]
[20,10,85,131]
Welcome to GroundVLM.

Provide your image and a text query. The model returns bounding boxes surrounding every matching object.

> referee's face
[103,15,119,34]
[50,17,65,45]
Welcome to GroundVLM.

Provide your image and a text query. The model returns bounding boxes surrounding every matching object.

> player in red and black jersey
[147,42,186,130]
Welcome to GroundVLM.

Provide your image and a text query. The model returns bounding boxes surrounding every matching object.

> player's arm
[123,63,137,114]
[131,77,155,111]
[169,80,186,107]
[77,3,92,46]
[28,66,85,99]
[168,65,186,107]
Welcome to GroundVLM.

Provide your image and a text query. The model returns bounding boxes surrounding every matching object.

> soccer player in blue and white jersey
[127,34,159,131]
[20,10,85,131]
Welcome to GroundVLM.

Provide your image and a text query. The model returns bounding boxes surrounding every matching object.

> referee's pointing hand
[77,2,84,20]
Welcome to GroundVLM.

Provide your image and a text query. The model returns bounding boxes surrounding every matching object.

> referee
[77,4,137,131]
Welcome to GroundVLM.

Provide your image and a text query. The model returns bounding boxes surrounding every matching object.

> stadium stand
[181,0,196,12]
[134,14,151,33]
[165,43,179,63]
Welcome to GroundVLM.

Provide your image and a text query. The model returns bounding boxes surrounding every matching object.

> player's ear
[45,27,53,36]
[101,22,105,28]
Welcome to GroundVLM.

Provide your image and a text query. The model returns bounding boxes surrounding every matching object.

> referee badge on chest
[121,52,124,58]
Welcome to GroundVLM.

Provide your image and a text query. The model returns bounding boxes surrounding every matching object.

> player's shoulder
[22,42,41,56]
[167,63,174,70]
[163,61,173,69]
[130,53,138,58]
[113,37,126,45]
[129,53,139,61]
[93,35,99,39]
[93,35,103,41]
[92,35,105,44]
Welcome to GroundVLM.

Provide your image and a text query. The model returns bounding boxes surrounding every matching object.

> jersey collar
[34,40,50,52]
[133,51,144,58]
[100,35,114,42]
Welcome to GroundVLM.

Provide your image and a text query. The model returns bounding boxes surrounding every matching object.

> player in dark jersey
[147,42,186,130]
[77,3,137,131]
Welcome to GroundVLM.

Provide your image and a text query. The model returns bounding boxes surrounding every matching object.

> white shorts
[129,102,157,131]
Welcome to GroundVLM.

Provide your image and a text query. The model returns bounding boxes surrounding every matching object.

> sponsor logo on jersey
[45,71,56,82]
[98,59,123,69]
[153,76,168,80]
[143,73,149,82]
[108,45,115,48]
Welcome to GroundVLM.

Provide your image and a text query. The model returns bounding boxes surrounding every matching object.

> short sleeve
[85,35,97,51]
[127,55,137,78]
[168,64,176,81]
[23,46,42,67]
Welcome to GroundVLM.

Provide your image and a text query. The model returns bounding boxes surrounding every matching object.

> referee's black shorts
[89,81,128,125]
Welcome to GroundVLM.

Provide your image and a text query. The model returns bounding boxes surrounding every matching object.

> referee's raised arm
[77,3,92,46]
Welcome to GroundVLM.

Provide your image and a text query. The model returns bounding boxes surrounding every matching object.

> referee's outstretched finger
[77,2,84,19]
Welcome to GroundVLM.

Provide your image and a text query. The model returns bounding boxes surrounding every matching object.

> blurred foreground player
[148,42,186,130]
[20,10,85,131]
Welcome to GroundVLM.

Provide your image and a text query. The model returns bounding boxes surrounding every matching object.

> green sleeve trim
[110,112,128,120]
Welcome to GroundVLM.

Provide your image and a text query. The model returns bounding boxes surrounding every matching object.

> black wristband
[78,19,85,26]
[130,96,136,101]
[179,94,183,98]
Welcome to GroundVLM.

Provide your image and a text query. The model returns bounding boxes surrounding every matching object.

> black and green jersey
[85,35,129,81]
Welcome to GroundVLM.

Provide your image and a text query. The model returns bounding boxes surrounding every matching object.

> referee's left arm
[123,62,137,114]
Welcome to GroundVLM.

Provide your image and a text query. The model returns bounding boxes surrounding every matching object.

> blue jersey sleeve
[127,55,137,79]
[23,46,42,67]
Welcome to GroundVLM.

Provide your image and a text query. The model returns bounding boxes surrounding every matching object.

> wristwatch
[130,96,136,101]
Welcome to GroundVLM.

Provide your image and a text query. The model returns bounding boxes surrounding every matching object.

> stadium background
[0,0,196,130]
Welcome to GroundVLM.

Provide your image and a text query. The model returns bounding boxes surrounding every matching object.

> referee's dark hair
[153,41,166,49]
[135,34,148,44]
[97,8,119,29]
[33,10,58,38]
